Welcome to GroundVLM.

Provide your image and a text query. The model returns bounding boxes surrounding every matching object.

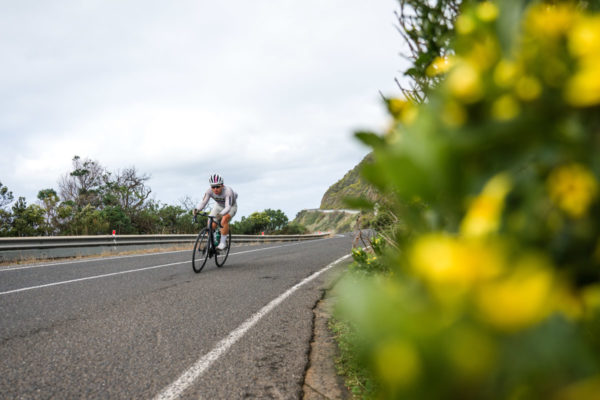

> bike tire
[192,228,210,273]
[215,230,232,268]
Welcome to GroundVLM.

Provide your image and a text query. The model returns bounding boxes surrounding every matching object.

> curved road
[0,234,354,399]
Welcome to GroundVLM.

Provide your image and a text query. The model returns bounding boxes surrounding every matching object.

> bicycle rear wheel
[215,230,232,267]
[192,228,210,273]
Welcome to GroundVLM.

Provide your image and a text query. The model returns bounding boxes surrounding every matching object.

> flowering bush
[338,2,600,398]
[350,236,388,275]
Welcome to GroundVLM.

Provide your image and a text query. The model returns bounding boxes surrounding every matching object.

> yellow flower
[442,100,467,127]
[374,340,421,388]
[456,14,475,35]
[447,62,484,103]
[386,98,418,125]
[476,254,555,332]
[525,4,576,39]
[565,66,600,107]
[493,60,519,88]
[426,56,453,77]
[476,2,499,22]
[515,76,542,101]
[568,15,600,58]
[565,16,600,106]
[466,37,500,70]
[461,173,512,237]
[547,163,599,218]
[387,98,407,119]
[411,234,504,288]
[491,94,520,121]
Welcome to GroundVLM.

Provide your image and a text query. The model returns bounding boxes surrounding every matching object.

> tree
[264,209,288,232]
[102,167,152,231]
[58,156,106,209]
[232,212,271,235]
[103,167,151,211]
[37,189,60,235]
[0,181,14,209]
[68,204,108,235]
[10,197,45,237]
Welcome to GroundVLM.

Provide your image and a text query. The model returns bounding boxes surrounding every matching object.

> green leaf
[355,131,385,149]
[343,196,374,210]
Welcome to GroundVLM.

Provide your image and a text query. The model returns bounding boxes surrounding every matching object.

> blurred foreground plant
[338,1,600,398]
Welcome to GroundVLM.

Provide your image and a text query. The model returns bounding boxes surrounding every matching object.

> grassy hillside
[294,209,358,233]
[293,153,379,233]
[319,153,378,210]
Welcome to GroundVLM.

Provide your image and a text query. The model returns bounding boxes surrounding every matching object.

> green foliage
[0,181,14,209]
[336,1,600,399]
[10,197,45,236]
[278,222,308,234]
[263,209,289,232]
[350,237,389,276]
[395,0,462,102]
[293,210,359,233]
[228,209,303,235]
[329,317,378,398]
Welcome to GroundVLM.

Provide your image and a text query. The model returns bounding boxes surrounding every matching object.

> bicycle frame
[192,211,231,272]
[195,212,221,246]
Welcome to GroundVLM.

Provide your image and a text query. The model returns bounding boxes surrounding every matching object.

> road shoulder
[303,289,350,399]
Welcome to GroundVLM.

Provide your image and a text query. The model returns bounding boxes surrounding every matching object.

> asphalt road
[0,234,354,399]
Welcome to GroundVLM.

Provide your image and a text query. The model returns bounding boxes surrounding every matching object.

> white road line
[0,242,314,296]
[0,261,187,296]
[0,250,189,272]
[154,253,352,400]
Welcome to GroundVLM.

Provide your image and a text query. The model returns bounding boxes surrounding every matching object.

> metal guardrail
[0,233,330,263]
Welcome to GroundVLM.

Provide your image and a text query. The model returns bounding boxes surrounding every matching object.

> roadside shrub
[337,2,600,399]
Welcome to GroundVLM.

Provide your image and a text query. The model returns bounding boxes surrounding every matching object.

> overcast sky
[1,0,405,220]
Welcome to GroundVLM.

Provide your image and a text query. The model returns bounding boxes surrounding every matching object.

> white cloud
[1,0,406,220]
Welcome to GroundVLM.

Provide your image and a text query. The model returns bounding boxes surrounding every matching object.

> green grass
[329,317,377,399]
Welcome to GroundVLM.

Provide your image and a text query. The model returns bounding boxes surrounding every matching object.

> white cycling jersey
[196,185,238,215]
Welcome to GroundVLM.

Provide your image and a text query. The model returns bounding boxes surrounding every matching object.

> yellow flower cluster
[438,2,600,129]
[547,163,599,218]
[387,97,418,126]
[408,173,583,332]
[461,173,511,237]
[566,15,600,106]
[411,232,562,332]
[525,4,600,106]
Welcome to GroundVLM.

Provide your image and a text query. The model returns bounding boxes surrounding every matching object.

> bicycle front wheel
[215,230,232,268]
[192,228,210,273]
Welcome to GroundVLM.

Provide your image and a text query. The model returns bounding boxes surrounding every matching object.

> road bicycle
[192,212,232,273]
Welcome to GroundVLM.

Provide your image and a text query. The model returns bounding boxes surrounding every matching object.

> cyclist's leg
[209,205,223,231]
[221,204,237,236]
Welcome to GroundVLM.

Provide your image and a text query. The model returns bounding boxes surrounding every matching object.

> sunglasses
[211,185,222,189]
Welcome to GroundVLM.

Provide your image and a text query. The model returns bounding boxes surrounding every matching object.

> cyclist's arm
[195,190,211,213]
[220,195,233,216]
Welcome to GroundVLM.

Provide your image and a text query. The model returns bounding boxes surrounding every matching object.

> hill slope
[293,153,378,233]
[294,209,359,233]
[319,153,377,209]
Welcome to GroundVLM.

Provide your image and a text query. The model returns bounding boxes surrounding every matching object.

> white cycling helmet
[209,174,223,186]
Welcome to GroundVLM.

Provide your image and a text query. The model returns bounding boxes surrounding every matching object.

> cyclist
[193,174,238,250]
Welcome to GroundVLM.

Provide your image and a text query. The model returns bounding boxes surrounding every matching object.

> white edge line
[0,261,188,296]
[154,253,352,400]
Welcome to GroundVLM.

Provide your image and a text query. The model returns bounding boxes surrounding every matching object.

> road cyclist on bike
[193,174,238,250]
